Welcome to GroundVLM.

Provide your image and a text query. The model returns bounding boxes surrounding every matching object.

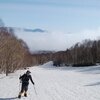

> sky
[0,0,100,51]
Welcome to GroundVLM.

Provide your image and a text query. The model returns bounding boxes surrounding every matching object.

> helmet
[26,70,31,74]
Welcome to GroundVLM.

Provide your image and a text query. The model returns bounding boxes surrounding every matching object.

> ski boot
[18,94,21,99]
[24,93,27,97]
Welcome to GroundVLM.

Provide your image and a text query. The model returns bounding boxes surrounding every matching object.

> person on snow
[18,70,35,98]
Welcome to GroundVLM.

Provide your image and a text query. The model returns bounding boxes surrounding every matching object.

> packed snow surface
[0,61,100,100]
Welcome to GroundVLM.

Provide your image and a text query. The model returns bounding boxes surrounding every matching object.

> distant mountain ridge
[24,28,47,33]
[31,50,55,54]
[5,27,47,33]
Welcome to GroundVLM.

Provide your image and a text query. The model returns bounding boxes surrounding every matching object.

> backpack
[20,74,30,84]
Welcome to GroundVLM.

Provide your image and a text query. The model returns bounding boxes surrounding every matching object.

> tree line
[53,39,100,67]
[0,26,35,75]
[30,39,100,67]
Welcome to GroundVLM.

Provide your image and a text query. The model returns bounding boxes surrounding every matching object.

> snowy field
[0,61,100,100]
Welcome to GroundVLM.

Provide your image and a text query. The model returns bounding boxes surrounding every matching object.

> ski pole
[33,85,37,95]
[19,82,20,91]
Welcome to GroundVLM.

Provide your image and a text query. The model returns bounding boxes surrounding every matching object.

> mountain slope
[0,62,100,100]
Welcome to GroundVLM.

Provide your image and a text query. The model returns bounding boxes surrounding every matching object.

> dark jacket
[19,74,34,86]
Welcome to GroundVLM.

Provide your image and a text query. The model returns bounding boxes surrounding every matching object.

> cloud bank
[15,28,100,52]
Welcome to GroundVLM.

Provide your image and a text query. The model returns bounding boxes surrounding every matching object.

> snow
[0,61,100,100]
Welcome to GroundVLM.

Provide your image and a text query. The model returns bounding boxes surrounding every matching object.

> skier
[18,70,35,98]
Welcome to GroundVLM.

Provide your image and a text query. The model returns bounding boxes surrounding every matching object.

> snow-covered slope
[0,62,100,100]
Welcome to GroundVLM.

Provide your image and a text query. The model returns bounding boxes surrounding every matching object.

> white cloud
[15,28,100,52]
[80,27,100,40]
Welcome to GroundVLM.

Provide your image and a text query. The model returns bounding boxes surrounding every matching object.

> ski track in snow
[0,62,100,100]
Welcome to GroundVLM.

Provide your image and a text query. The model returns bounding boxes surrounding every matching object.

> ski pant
[19,83,29,95]
[21,84,28,92]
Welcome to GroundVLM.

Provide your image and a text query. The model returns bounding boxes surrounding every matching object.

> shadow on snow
[0,97,18,100]
[85,81,100,86]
